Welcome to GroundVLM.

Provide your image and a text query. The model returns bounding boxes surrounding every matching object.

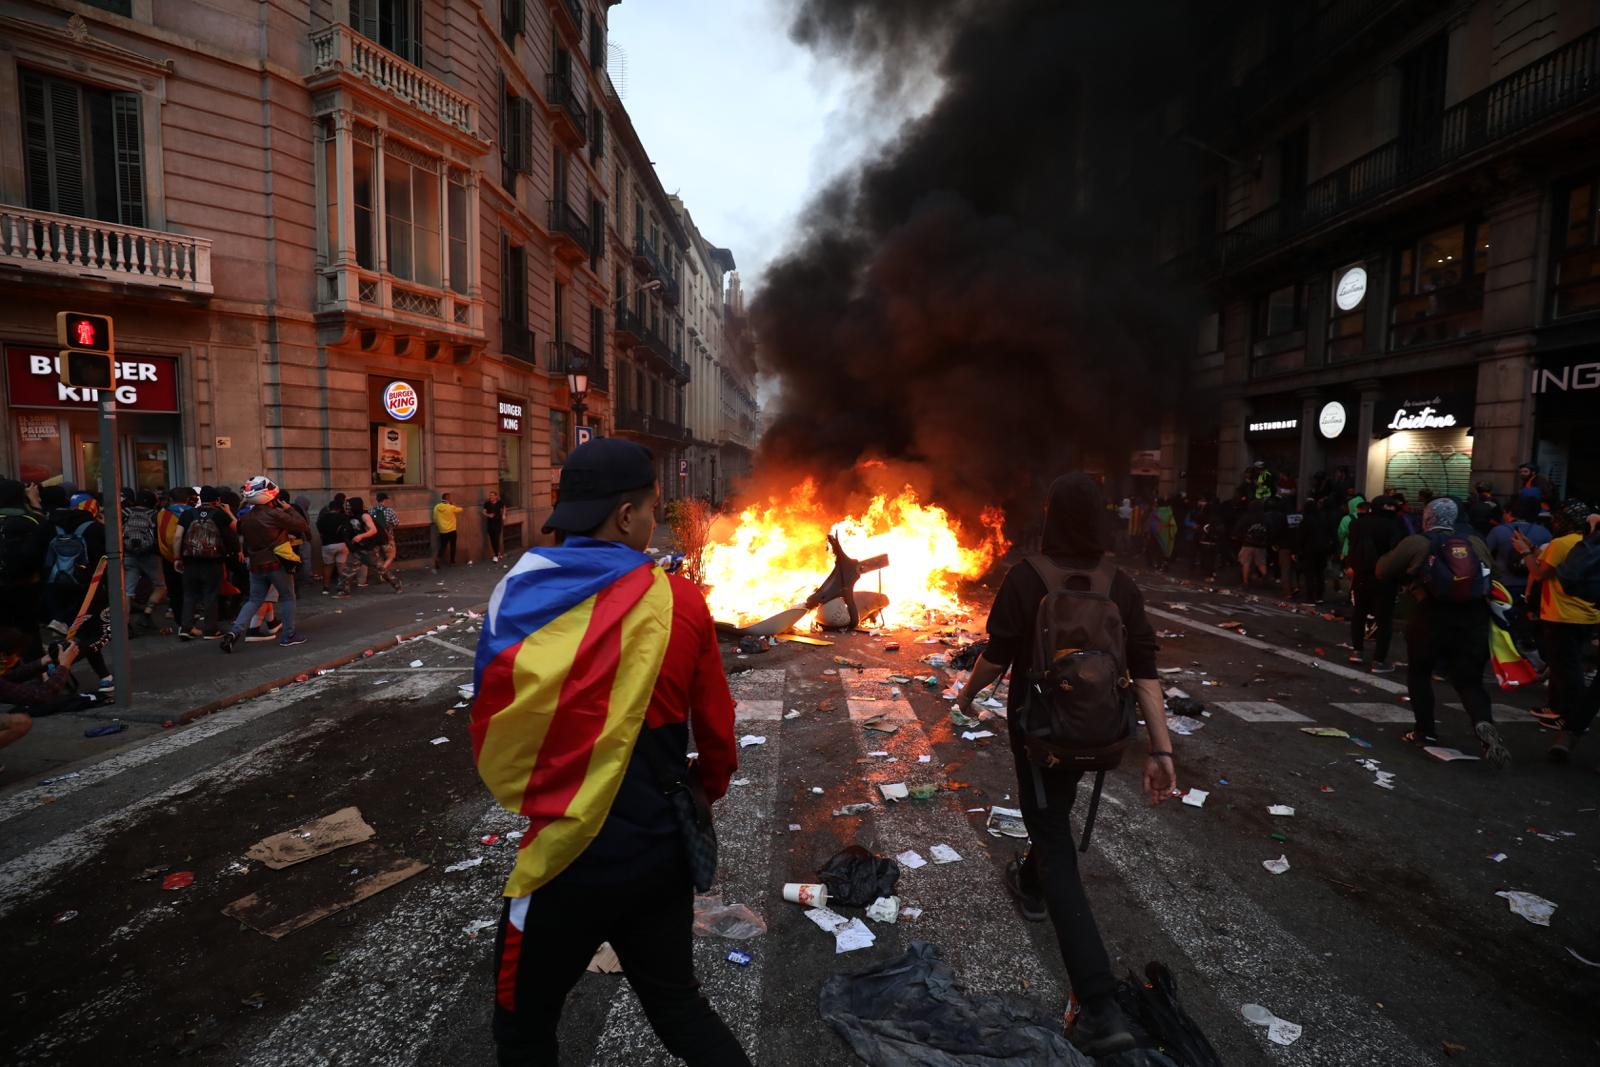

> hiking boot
[1067,999,1136,1057]
[1476,721,1511,769]
[1548,732,1579,764]
[1371,660,1395,674]
[1004,858,1046,922]
[219,630,238,654]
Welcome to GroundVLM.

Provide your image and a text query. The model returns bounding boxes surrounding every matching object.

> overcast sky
[607,1,929,288]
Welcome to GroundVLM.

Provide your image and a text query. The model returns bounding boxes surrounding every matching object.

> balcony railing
[319,263,483,334]
[1,205,213,294]
[623,318,689,382]
[548,200,592,259]
[547,339,608,392]
[614,302,647,345]
[1192,26,1600,276]
[615,407,689,443]
[552,0,583,39]
[632,235,671,283]
[310,23,476,136]
[546,72,588,145]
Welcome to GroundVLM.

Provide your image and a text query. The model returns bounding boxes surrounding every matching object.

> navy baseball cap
[543,438,657,534]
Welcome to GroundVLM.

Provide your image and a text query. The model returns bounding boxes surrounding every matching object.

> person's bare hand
[59,642,82,668]
[1143,754,1177,804]
[1510,529,1531,554]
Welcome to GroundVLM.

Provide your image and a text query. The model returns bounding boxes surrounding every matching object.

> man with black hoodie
[1345,496,1405,673]
[955,474,1177,1058]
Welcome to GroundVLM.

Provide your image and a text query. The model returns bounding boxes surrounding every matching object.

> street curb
[172,601,488,726]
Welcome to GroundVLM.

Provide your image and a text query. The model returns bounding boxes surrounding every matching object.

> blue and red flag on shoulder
[470,537,673,897]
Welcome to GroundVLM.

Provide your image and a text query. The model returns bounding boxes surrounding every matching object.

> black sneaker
[245,623,282,642]
[1476,721,1511,769]
[278,632,308,647]
[1370,661,1395,674]
[219,630,238,654]
[1067,999,1137,1058]
[1004,858,1047,922]
[1548,732,1578,764]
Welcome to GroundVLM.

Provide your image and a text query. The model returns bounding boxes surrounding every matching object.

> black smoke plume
[751,0,1204,526]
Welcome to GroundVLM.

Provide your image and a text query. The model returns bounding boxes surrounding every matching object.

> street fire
[700,480,1009,630]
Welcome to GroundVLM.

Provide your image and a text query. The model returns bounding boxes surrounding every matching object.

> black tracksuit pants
[1541,622,1600,735]
[1405,601,1493,738]
[492,853,750,1067]
[1010,743,1117,1005]
[1351,577,1396,661]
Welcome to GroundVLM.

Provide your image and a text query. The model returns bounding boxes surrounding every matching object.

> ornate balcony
[615,407,689,444]
[309,23,478,138]
[614,302,646,346]
[546,339,608,393]
[317,263,484,357]
[551,0,583,42]
[548,200,592,262]
[546,72,589,146]
[0,205,212,295]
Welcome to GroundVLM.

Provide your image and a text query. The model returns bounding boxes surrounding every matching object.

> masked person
[472,439,749,1067]
[1377,498,1509,765]
[955,474,1176,1057]
[1345,496,1404,673]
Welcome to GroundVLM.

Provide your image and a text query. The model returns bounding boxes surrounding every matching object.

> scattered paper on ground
[1267,805,1295,817]
[865,896,900,924]
[444,856,484,873]
[804,907,850,934]
[245,806,375,870]
[1182,788,1209,808]
[1300,727,1349,738]
[880,783,909,802]
[929,844,962,864]
[1167,715,1205,736]
[222,843,428,939]
[986,807,1028,839]
[1424,746,1480,762]
[1496,890,1557,927]
[896,850,927,870]
[739,735,767,748]
[1262,855,1291,875]
[834,917,876,953]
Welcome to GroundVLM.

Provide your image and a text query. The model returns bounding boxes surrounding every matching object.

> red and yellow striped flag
[471,539,673,897]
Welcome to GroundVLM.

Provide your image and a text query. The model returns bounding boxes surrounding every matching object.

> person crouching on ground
[955,473,1177,1057]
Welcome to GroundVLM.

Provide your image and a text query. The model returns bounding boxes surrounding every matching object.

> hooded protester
[1377,497,1509,765]
[0,478,49,646]
[42,491,114,696]
[1146,499,1176,571]
[1516,462,1556,504]
[1297,498,1338,603]
[955,474,1175,1058]
[1338,495,1367,564]
[1515,501,1600,762]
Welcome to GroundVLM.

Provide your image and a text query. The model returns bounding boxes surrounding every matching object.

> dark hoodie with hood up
[981,474,1160,718]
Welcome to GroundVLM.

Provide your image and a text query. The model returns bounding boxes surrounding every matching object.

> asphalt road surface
[2,564,1596,1066]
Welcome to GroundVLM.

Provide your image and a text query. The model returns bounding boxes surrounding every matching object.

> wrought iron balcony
[546,72,588,146]
[309,23,476,136]
[1187,27,1600,278]
[551,0,583,41]
[546,339,608,393]
[547,200,592,262]
[614,407,689,443]
[1,205,213,295]
[614,302,647,346]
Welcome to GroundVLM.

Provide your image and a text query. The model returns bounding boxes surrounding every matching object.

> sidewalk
[2,558,510,789]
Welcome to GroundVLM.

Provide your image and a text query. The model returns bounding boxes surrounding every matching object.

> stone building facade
[0,0,751,556]
[1158,0,1600,505]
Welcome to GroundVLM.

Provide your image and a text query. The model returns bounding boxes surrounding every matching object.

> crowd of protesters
[1,476,509,760]
[1116,460,1600,767]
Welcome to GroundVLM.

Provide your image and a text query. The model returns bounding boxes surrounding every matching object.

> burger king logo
[383,380,418,420]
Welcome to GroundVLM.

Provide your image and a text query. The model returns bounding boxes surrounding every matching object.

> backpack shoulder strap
[73,520,92,538]
[1025,553,1069,591]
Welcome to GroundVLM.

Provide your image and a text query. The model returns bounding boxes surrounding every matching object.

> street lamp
[566,363,588,451]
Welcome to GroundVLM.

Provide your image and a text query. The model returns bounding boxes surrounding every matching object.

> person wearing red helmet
[220,477,311,653]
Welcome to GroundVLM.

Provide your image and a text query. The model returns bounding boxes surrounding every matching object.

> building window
[383,145,441,286]
[590,109,605,163]
[500,0,524,41]
[550,408,570,465]
[1553,178,1600,318]
[589,196,604,269]
[588,13,606,70]
[21,70,144,226]
[447,170,469,295]
[590,303,604,375]
[1327,262,1367,362]
[84,0,133,13]
[369,376,425,485]
[501,84,533,190]
[554,280,566,344]
[501,235,530,362]
[1253,284,1303,341]
[1391,221,1489,348]
[350,0,421,65]
[352,128,377,269]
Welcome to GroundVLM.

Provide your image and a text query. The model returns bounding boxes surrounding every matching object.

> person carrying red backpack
[1377,497,1508,765]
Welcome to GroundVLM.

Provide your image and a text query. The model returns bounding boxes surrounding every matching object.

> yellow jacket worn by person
[433,502,463,533]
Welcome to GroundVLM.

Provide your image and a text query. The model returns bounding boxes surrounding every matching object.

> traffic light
[56,311,115,390]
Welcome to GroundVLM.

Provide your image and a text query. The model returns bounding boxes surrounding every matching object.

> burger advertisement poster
[368,377,423,484]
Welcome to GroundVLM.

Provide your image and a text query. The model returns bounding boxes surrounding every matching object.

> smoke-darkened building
[1159,0,1600,504]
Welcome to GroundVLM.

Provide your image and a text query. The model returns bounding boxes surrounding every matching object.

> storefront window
[368,377,425,484]
[1392,222,1489,347]
[550,409,569,465]
[1553,177,1600,318]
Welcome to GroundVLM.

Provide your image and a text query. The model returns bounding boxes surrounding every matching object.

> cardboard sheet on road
[223,843,428,939]
[245,806,376,869]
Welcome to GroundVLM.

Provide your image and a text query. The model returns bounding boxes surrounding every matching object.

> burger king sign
[383,380,419,421]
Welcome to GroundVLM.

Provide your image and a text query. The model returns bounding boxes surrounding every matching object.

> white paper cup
[783,882,828,908]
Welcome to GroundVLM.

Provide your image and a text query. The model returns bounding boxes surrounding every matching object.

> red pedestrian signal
[56,311,116,391]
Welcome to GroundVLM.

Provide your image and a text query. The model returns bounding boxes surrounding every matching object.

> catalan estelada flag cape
[470,538,673,897]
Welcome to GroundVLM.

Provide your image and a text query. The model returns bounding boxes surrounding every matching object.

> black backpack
[1016,555,1136,851]
[0,512,42,587]
[1556,535,1600,604]
[1245,521,1269,547]
[123,506,157,555]
[179,508,226,561]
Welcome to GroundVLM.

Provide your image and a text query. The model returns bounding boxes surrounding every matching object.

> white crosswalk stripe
[1215,701,1314,723]
[1446,702,1541,723]
[1331,702,1415,724]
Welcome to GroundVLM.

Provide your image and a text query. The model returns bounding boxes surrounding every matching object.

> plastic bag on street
[1115,962,1224,1067]
[819,846,901,908]
[820,941,1181,1066]
[692,895,768,939]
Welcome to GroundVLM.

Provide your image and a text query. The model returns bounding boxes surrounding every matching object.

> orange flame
[701,481,1010,629]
